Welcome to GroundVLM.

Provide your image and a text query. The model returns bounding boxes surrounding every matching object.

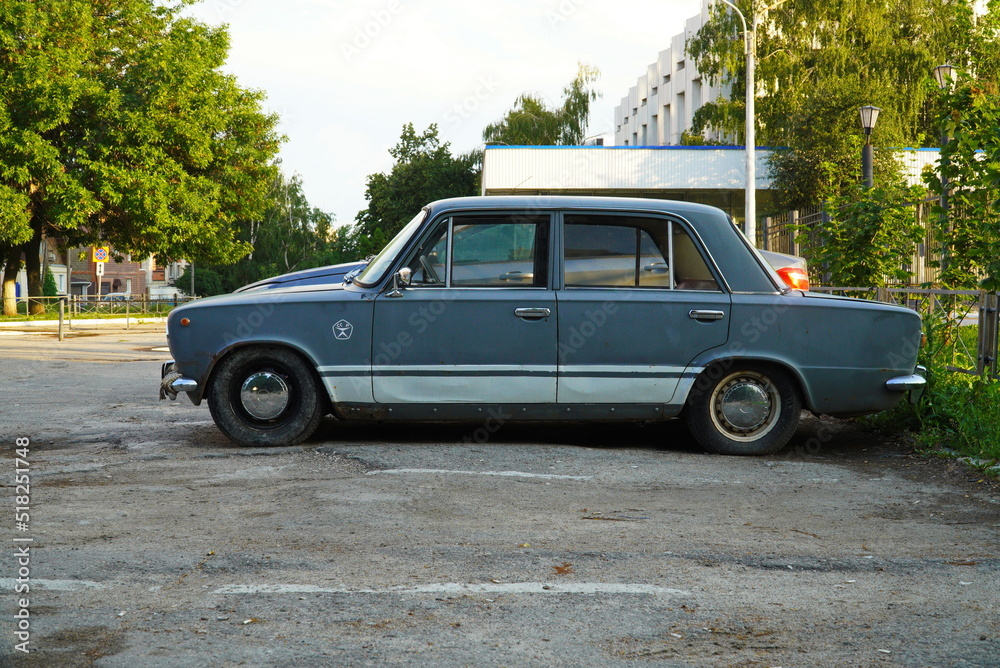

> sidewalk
[0,316,166,333]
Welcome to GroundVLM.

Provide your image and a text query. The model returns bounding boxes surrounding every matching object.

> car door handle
[500,271,533,282]
[689,309,725,321]
[514,307,551,320]
[642,262,669,274]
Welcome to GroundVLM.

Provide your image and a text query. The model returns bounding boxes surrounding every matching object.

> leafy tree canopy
[173,172,335,296]
[927,77,1000,289]
[688,0,975,209]
[0,0,282,312]
[483,64,600,146]
[344,123,478,259]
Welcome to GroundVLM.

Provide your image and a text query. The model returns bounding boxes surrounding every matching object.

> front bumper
[159,361,199,401]
[885,365,927,402]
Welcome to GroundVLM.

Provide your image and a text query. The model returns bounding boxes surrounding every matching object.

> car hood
[235,261,367,292]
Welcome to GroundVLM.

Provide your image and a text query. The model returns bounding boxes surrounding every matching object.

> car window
[673,225,720,291]
[403,221,448,286]
[563,215,670,288]
[402,214,549,288]
[451,216,547,287]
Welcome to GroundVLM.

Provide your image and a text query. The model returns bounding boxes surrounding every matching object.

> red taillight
[777,267,810,291]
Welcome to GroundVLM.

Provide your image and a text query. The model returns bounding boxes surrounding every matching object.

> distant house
[10,242,189,303]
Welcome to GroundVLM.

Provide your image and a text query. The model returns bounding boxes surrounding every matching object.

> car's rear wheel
[685,364,801,455]
[208,346,324,447]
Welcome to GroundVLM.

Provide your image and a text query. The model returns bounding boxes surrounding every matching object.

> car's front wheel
[685,364,801,455]
[207,346,325,447]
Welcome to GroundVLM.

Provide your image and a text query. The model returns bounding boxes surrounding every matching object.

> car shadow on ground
[300,411,884,461]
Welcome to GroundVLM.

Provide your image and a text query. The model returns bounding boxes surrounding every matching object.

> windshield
[354,209,428,287]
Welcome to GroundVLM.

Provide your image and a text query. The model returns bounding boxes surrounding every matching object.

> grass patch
[869,316,1000,468]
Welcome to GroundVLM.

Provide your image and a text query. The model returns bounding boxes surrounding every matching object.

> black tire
[207,346,325,447]
[685,363,801,456]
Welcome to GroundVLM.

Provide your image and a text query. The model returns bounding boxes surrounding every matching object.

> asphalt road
[0,330,998,667]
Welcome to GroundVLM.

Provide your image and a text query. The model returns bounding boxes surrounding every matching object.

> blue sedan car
[161,196,925,455]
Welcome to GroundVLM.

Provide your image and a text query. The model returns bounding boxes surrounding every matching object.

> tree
[921,4,1000,289]
[687,0,973,210]
[926,79,1000,289]
[346,124,478,259]
[171,172,335,295]
[42,266,57,297]
[175,265,224,298]
[214,172,335,291]
[0,0,282,314]
[483,64,600,146]
[800,182,927,286]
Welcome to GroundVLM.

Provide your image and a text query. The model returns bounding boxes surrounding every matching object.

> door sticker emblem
[333,320,354,340]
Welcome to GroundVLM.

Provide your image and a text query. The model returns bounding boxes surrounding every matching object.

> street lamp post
[858,105,881,189]
[933,63,955,276]
[715,0,756,244]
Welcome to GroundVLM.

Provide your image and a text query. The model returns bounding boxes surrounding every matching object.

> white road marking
[368,469,592,481]
[0,578,105,591]
[213,582,690,596]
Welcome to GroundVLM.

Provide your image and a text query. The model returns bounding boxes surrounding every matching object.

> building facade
[614,0,725,147]
[10,243,188,303]
[481,146,939,226]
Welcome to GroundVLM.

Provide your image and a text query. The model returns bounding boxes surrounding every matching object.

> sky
[183,0,702,227]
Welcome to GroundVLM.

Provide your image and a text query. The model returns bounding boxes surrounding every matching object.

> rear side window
[562,214,718,291]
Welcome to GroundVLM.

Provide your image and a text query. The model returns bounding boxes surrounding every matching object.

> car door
[371,212,557,404]
[556,212,731,405]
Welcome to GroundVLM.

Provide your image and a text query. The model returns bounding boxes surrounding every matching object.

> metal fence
[0,295,197,339]
[759,197,942,285]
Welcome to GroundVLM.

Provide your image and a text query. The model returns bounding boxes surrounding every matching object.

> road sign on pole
[93,247,109,262]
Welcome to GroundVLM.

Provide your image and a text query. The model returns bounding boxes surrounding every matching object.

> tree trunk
[2,246,21,317]
[24,226,44,315]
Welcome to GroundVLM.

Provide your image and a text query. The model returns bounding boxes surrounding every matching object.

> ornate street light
[933,63,955,90]
[858,105,881,189]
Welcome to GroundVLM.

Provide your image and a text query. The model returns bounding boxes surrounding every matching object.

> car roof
[424,196,779,293]
[427,195,726,218]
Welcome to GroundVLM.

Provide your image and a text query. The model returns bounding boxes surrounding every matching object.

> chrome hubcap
[240,371,290,420]
[710,371,780,441]
[719,382,771,431]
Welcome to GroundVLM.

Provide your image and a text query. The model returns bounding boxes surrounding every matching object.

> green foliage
[679,130,725,146]
[688,0,973,209]
[482,64,600,146]
[0,0,282,312]
[801,182,926,286]
[874,310,1000,463]
[42,266,56,297]
[175,265,224,298]
[174,172,336,294]
[344,124,478,259]
[925,78,1000,289]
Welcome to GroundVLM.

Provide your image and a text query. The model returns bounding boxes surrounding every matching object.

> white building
[481,146,939,225]
[614,0,724,147]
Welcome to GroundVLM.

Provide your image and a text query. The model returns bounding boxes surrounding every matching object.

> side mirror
[387,267,412,298]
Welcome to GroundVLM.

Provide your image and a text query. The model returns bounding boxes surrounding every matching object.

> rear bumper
[885,365,927,402]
